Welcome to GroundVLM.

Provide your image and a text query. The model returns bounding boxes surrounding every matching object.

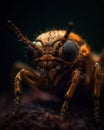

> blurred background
[0,0,104,96]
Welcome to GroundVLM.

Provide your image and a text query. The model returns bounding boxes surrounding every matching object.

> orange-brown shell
[36,30,90,56]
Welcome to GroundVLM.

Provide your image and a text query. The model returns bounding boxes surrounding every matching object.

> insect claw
[60,100,69,119]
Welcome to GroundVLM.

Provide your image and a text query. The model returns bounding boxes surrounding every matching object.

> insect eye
[33,41,42,50]
[62,40,79,61]
[26,41,42,60]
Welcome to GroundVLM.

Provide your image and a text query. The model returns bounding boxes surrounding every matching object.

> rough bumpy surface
[0,101,104,130]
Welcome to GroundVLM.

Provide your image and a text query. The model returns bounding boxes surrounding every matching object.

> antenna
[63,22,74,40]
[7,20,36,48]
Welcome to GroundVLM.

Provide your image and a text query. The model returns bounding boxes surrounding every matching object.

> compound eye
[62,40,79,61]
[33,41,42,50]
[27,41,42,60]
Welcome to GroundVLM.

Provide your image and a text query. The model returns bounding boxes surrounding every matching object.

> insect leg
[61,69,80,118]
[13,68,41,114]
[14,71,22,114]
[93,63,103,124]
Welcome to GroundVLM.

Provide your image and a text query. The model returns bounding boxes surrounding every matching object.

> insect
[8,20,104,124]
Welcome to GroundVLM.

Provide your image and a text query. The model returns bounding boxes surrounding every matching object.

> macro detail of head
[7,20,103,127]
[27,30,80,71]
[8,20,88,72]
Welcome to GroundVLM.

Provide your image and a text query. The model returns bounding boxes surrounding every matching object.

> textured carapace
[27,30,90,70]
[8,20,104,125]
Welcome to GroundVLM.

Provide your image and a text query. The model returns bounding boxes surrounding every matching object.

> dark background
[0,0,104,95]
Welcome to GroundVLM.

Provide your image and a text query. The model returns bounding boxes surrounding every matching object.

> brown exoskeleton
[8,20,104,124]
